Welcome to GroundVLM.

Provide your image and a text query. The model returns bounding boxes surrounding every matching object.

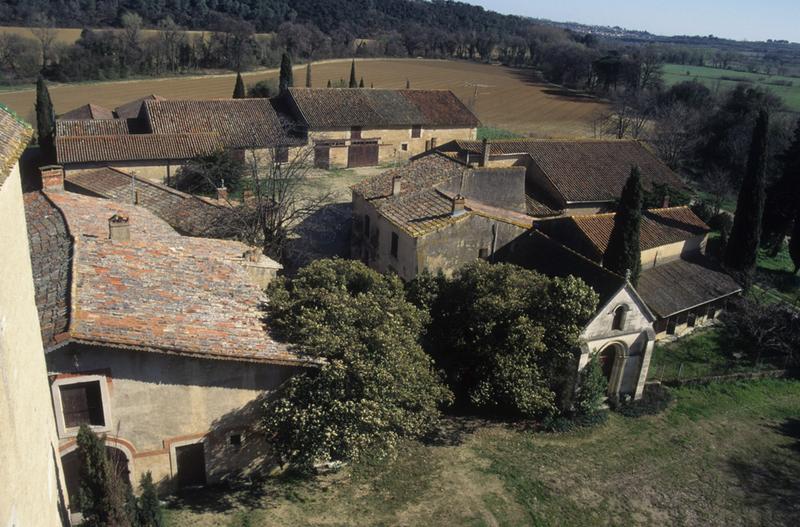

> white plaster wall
[0,163,67,526]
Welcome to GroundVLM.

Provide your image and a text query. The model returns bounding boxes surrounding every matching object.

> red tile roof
[34,190,301,364]
[287,88,480,128]
[114,94,165,119]
[0,104,32,185]
[57,119,131,137]
[448,139,684,203]
[56,132,223,163]
[59,103,115,120]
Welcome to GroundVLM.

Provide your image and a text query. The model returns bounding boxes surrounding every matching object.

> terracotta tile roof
[526,195,563,217]
[637,255,742,317]
[59,103,115,120]
[380,188,468,237]
[23,192,72,349]
[449,139,684,203]
[114,94,165,119]
[538,206,710,261]
[65,166,227,237]
[287,88,480,128]
[144,99,299,149]
[0,104,33,186]
[30,189,300,364]
[56,132,223,164]
[352,153,469,201]
[57,119,132,137]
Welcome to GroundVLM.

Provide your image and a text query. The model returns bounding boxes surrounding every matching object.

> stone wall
[0,163,68,527]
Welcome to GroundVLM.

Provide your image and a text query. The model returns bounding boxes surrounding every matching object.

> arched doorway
[61,444,131,511]
[598,343,626,395]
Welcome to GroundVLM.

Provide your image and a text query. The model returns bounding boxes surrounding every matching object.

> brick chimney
[108,215,130,242]
[451,194,466,217]
[392,176,402,196]
[216,186,229,201]
[662,194,670,208]
[480,138,490,167]
[40,165,64,192]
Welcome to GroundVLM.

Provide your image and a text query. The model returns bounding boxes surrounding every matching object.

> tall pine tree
[724,110,769,289]
[790,209,800,275]
[136,472,163,527]
[762,118,800,255]
[603,166,643,285]
[305,62,312,87]
[349,59,357,88]
[279,53,293,93]
[359,77,365,88]
[35,75,55,162]
[232,72,246,98]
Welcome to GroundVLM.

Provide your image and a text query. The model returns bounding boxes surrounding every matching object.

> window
[612,305,628,331]
[229,433,242,448]
[411,125,421,138]
[60,381,105,428]
[478,247,489,259]
[275,146,289,163]
[390,232,399,258]
[401,143,409,151]
[351,126,362,139]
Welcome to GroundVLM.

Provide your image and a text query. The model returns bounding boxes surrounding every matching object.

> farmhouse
[0,105,68,527]
[432,138,685,216]
[280,88,480,168]
[56,96,302,184]
[24,170,309,509]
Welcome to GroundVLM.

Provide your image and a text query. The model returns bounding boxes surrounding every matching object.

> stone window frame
[51,374,113,439]
[611,304,629,331]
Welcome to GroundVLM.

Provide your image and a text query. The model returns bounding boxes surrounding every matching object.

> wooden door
[348,142,379,167]
[176,443,206,488]
[314,144,330,169]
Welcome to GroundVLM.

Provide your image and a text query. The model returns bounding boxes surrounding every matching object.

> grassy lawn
[477,126,522,140]
[756,245,800,306]
[662,63,800,112]
[163,379,800,526]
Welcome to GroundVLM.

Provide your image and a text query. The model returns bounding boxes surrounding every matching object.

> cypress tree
[35,75,55,161]
[603,166,644,285]
[136,472,163,527]
[76,425,113,526]
[232,72,246,98]
[305,62,312,87]
[327,79,331,88]
[762,118,800,255]
[359,77,364,88]
[790,212,800,275]
[349,59,357,88]
[279,53,293,93]
[406,78,410,89]
[725,110,769,289]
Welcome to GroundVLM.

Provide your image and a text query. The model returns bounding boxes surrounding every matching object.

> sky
[466,1,800,43]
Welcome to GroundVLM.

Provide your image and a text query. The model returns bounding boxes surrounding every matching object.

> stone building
[432,138,685,216]
[56,97,303,184]
[24,171,306,510]
[279,88,480,168]
[0,105,68,526]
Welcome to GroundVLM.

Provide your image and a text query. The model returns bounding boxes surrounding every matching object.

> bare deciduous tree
[30,15,57,68]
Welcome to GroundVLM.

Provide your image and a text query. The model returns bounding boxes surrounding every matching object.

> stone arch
[598,341,628,396]
[60,438,134,512]
[612,304,629,331]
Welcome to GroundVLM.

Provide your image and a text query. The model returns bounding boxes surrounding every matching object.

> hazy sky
[466,1,800,43]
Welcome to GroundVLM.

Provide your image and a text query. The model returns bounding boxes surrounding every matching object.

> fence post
[677,363,683,380]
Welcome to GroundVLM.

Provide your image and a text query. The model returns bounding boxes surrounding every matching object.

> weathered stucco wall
[47,345,299,493]
[0,164,68,527]
[641,235,706,269]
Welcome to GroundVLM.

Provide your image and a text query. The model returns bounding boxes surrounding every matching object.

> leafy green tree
[573,357,607,416]
[76,425,132,527]
[279,53,293,93]
[263,259,452,470]
[348,59,357,88]
[305,62,312,87]
[420,261,598,418]
[248,79,278,98]
[603,167,643,285]
[725,110,769,289]
[232,71,246,98]
[35,74,55,161]
[762,118,800,256]
[136,472,163,527]
[172,151,244,195]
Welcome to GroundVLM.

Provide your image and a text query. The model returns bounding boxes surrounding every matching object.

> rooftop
[445,139,684,204]
[25,188,300,365]
[59,103,115,120]
[287,88,480,129]
[55,132,223,164]
[0,104,33,185]
[637,255,742,318]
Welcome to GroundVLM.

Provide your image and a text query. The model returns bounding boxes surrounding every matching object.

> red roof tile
[56,133,223,163]
[0,104,32,185]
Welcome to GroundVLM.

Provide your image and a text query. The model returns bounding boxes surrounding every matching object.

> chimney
[242,247,282,288]
[430,137,438,149]
[662,194,670,208]
[108,215,130,242]
[216,186,229,201]
[451,194,466,217]
[481,138,490,167]
[40,165,65,192]
[392,176,402,196]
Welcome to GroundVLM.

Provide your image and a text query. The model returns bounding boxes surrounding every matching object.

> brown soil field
[0,58,607,137]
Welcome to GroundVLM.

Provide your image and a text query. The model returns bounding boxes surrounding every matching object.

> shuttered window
[60,381,105,428]
[411,125,422,138]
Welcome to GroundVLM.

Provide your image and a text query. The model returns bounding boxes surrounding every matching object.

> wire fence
[649,354,792,383]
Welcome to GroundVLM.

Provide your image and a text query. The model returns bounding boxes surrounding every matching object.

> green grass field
[163,379,800,526]
[662,63,800,112]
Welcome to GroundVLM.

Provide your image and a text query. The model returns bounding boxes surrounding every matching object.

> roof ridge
[0,103,32,129]
[532,228,626,282]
